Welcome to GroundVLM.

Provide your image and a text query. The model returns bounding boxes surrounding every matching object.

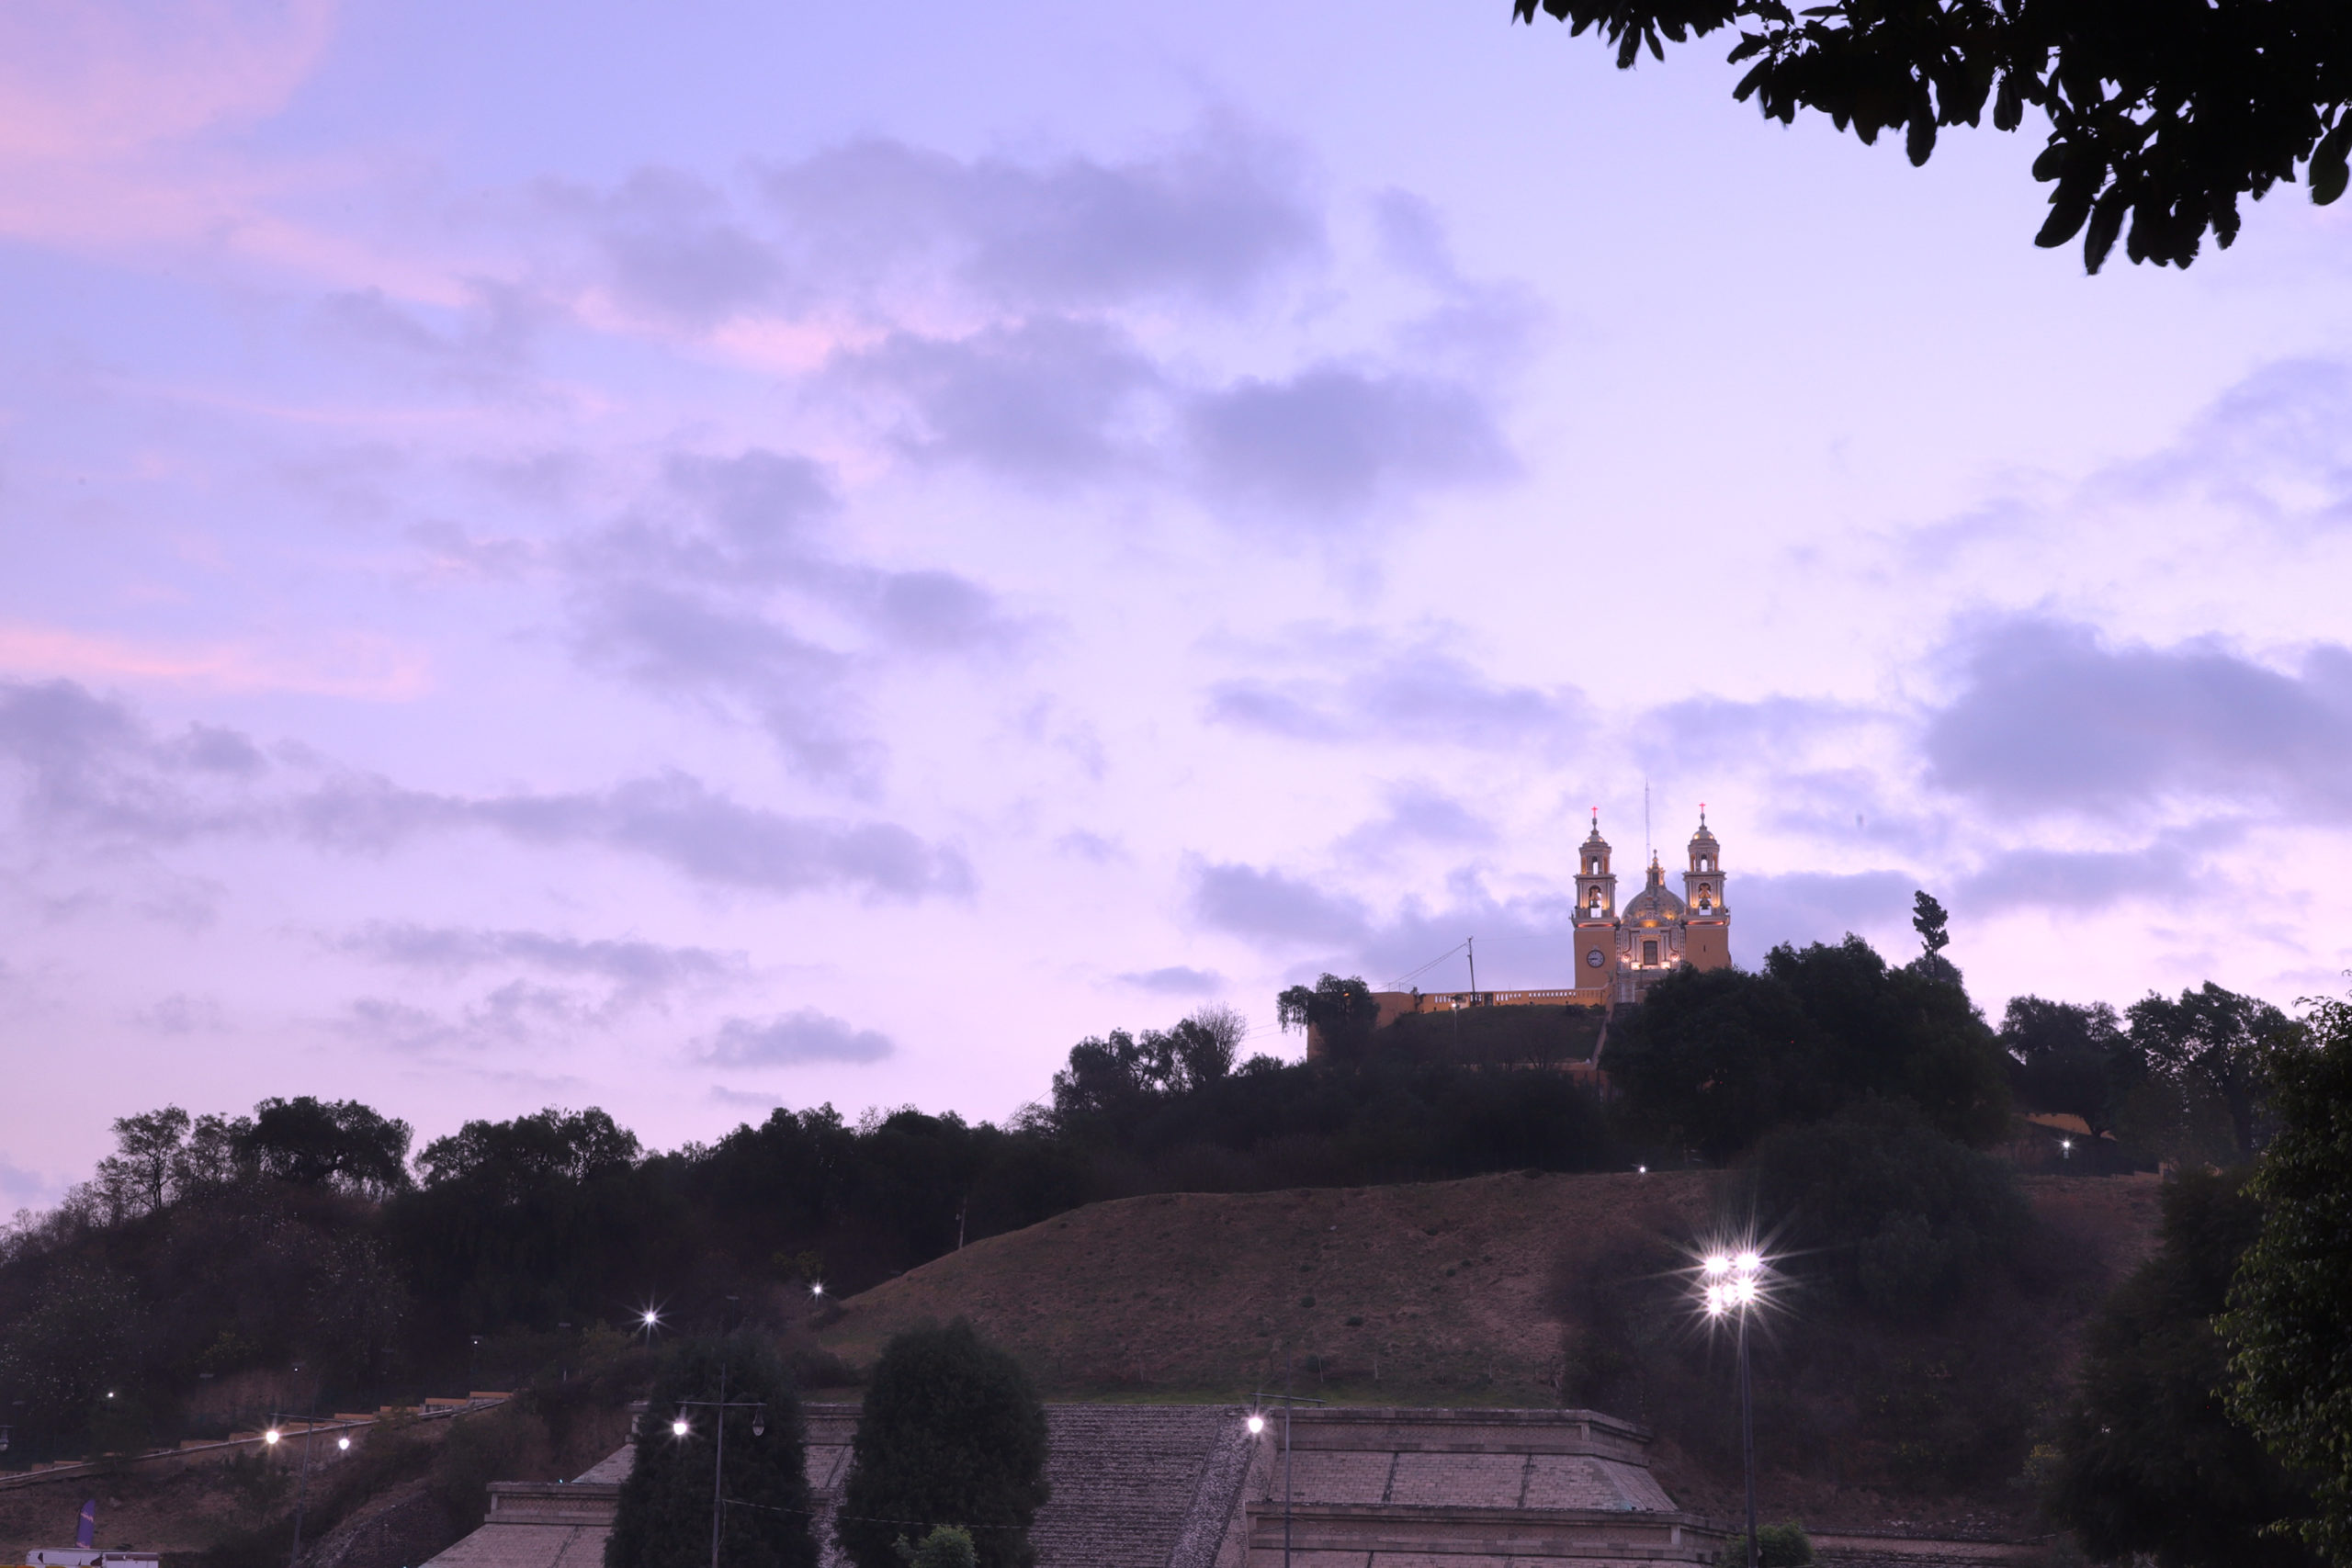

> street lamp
[671,1365,768,1568]
[1248,1366,1326,1568]
[1700,1248,1770,1568]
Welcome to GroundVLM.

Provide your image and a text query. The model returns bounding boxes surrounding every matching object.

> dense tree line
[0,904,2322,1548]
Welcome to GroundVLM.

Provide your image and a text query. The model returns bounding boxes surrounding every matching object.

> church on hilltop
[1571,807,1732,1004]
[1363,807,1732,1036]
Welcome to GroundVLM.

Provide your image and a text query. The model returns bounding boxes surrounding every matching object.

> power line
[1384,941,1467,992]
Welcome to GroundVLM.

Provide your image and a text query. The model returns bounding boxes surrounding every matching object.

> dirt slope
[816,1168,2167,1539]
[820,1169,1718,1403]
[819,1171,2164,1402]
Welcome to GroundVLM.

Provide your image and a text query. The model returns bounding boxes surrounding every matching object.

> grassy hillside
[819,1168,1700,1400]
[818,1168,2165,1535]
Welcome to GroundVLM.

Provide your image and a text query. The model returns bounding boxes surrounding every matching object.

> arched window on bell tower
[1681,807,1728,927]
[1576,807,1617,927]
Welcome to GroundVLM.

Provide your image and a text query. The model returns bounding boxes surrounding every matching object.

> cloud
[562,447,1022,784]
[1116,964,1225,995]
[2095,357,2352,535]
[1954,826,2222,914]
[582,166,784,326]
[1207,642,1584,750]
[758,125,1323,313]
[0,1157,55,1208]
[1191,857,1591,987]
[316,279,547,382]
[0,0,334,162]
[1730,870,1919,963]
[335,923,744,998]
[701,1008,894,1066]
[135,993,227,1034]
[829,316,1160,484]
[298,770,975,900]
[0,680,972,902]
[1631,695,1879,778]
[0,623,426,698]
[1182,364,1516,522]
[1351,784,1494,849]
[1922,616,2352,821]
[708,1086,787,1111]
[339,982,616,1055]
[1191,862,1372,948]
[0,678,270,842]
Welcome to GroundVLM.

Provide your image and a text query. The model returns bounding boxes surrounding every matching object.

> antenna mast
[1644,780,1652,864]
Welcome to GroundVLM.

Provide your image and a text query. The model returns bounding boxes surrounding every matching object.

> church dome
[1689,813,1718,852]
[1623,863,1685,925]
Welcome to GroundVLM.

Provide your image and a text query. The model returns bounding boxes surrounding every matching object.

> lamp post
[287,1363,320,1568]
[1701,1250,1767,1568]
[671,1363,766,1568]
[1247,1365,1326,1568]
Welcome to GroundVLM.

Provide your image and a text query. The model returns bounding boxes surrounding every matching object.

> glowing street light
[1698,1247,1770,1568]
[337,1437,351,1451]
[1245,1414,1265,1435]
[264,1428,282,1446]
[671,1368,768,1568]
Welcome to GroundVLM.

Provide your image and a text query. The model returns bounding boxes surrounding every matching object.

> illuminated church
[1571,808,1731,1005]
[1363,807,1733,1034]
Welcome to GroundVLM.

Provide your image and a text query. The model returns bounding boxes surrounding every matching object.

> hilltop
[820,1168,1700,1399]
[818,1167,2165,1536]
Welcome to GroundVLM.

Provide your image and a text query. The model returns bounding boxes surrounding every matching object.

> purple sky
[4,0,2351,1206]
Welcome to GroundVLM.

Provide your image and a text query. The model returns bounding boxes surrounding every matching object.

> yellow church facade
[1571,808,1731,1006]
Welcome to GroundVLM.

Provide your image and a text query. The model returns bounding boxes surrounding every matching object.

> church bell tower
[1573,809,1619,991]
[1681,807,1731,971]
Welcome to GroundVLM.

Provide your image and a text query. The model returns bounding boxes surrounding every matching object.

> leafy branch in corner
[1513,0,2352,272]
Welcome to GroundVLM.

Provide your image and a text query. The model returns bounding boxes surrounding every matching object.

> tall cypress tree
[836,1320,1049,1568]
[607,1336,816,1568]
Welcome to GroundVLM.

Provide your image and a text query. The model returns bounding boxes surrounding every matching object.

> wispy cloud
[700,1009,894,1066]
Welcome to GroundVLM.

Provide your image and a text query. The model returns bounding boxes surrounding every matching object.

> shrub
[1715,1521,1813,1565]
[2052,1169,2314,1567]
[897,1527,978,1568]
[1752,1099,2029,1320]
[838,1320,1048,1568]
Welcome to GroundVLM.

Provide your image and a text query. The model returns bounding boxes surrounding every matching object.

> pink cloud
[0,622,428,700]
[0,0,336,160]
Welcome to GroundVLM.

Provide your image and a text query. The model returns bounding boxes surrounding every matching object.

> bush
[897,1528,978,1568]
[1752,1100,2030,1320]
[837,1320,1048,1568]
[606,1336,815,1568]
[1716,1522,1814,1565]
[2050,1169,2315,1567]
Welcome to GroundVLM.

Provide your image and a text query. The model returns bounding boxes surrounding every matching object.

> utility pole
[1465,937,1476,1001]
[288,1366,318,1568]
[709,1364,726,1568]
[1739,1308,1758,1568]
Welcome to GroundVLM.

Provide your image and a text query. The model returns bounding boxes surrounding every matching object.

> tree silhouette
[1514,0,2352,273]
